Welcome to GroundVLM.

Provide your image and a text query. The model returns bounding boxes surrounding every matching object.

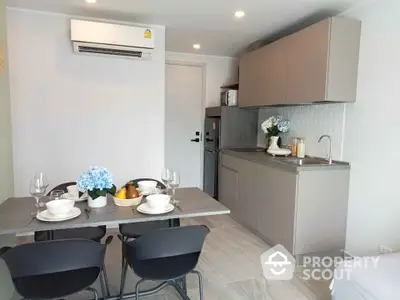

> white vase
[268,136,280,150]
[88,195,107,208]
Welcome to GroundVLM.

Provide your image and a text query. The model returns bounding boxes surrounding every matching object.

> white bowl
[138,180,158,194]
[46,199,75,216]
[146,194,170,210]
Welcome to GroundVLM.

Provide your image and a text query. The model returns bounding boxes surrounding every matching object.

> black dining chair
[118,178,172,291]
[33,182,112,296]
[118,178,171,240]
[0,239,107,300]
[34,182,107,243]
[119,225,210,300]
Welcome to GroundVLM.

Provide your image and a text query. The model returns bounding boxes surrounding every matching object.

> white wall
[166,52,238,107]
[0,2,16,298]
[0,0,14,202]
[342,0,400,255]
[7,9,166,195]
[258,104,346,159]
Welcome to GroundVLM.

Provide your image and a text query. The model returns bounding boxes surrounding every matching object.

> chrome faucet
[318,134,332,164]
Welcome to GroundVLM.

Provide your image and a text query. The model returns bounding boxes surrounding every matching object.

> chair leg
[135,278,145,300]
[120,236,125,269]
[181,276,187,293]
[120,259,128,300]
[99,270,107,299]
[102,264,111,296]
[120,236,127,283]
[191,270,204,300]
[171,281,190,300]
[86,287,99,300]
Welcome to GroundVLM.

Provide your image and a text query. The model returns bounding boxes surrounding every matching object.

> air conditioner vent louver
[78,46,143,58]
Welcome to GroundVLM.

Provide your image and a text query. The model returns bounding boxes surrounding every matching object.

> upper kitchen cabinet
[239,39,287,107]
[238,47,264,107]
[285,19,330,104]
[286,17,361,104]
[238,16,362,107]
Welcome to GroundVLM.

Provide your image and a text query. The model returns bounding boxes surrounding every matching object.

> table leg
[46,230,54,240]
[169,218,181,228]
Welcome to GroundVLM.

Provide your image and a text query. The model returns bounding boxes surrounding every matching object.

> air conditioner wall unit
[70,19,155,60]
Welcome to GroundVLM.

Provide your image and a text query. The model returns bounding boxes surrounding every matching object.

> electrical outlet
[379,245,393,254]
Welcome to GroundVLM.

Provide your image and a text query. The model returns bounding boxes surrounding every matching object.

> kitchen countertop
[221,149,350,172]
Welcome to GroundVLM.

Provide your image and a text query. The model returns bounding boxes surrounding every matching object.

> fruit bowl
[113,195,143,207]
[114,183,142,207]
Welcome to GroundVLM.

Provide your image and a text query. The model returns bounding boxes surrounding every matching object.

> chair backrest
[125,225,209,261]
[47,181,76,196]
[1,239,105,279]
[128,178,166,189]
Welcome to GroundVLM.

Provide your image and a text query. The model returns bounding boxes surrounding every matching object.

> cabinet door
[238,47,264,107]
[286,19,330,104]
[257,166,297,253]
[239,41,286,107]
[259,39,287,105]
[218,164,239,215]
[237,160,265,231]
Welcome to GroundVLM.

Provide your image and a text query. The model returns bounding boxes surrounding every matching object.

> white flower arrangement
[261,116,290,137]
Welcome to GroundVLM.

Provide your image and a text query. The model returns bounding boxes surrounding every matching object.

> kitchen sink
[278,157,345,166]
[229,148,266,153]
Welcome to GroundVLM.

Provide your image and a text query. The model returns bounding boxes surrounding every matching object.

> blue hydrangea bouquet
[261,116,290,137]
[261,116,291,150]
[77,166,116,200]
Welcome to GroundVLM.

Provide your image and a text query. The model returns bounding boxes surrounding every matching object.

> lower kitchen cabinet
[219,164,239,216]
[255,164,297,254]
[219,152,350,256]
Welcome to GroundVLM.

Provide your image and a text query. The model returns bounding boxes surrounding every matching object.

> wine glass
[170,171,180,204]
[161,167,172,188]
[29,172,49,208]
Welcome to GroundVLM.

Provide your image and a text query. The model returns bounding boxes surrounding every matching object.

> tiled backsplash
[257,103,346,159]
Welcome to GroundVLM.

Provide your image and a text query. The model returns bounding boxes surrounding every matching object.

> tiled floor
[15,215,331,299]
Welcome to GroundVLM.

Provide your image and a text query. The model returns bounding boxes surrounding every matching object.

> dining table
[0,187,230,300]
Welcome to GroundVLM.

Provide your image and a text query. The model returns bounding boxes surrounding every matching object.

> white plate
[267,148,291,156]
[37,207,81,222]
[136,203,175,215]
[62,193,88,202]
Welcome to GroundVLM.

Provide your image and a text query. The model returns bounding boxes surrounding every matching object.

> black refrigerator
[203,106,258,199]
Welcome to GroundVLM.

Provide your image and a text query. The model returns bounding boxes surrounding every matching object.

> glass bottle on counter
[291,137,298,156]
[297,138,306,158]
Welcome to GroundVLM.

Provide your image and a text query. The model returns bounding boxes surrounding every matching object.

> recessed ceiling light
[193,44,201,50]
[86,0,96,3]
[234,10,245,19]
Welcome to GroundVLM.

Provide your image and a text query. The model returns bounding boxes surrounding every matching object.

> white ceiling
[6,0,370,57]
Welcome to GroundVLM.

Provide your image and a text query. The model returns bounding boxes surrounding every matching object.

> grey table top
[0,188,230,235]
[222,149,350,172]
